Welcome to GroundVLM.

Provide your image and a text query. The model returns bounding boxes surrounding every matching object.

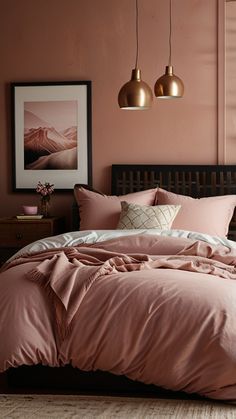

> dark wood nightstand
[0,216,66,266]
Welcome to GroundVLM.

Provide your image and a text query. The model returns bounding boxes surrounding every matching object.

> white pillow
[117,201,181,230]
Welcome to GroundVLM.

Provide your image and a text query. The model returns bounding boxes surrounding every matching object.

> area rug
[0,394,236,419]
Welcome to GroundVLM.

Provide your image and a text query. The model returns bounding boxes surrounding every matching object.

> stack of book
[16,215,44,220]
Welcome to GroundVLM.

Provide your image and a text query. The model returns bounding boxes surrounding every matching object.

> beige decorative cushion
[117,201,181,230]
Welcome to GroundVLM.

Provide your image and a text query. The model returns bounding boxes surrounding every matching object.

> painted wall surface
[0,0,218,227]
[226,1,236,162]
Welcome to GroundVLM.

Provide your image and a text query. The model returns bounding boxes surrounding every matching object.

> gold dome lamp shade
[118,68,153,110]
[118,0,153,110]
[154,0,184,99]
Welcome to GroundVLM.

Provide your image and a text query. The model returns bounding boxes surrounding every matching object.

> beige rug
[0,394,236,419]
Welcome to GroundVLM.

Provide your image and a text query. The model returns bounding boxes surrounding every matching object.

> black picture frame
[11,81,92,192]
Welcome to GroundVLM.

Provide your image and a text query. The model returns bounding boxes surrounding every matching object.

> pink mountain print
[24,101,78,170]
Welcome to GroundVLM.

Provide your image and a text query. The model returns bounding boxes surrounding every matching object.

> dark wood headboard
[111,164,236,241]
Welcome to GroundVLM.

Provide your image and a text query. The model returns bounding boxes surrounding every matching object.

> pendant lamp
[154,0,184,99]
[118,0,153,110]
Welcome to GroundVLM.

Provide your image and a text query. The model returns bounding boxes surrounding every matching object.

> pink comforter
[1,234,236,400]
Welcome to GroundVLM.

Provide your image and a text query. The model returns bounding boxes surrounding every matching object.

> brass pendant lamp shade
[154,0,184,99]
[118,68,153,110]
[118,0,153,110]
[154,65,184,99]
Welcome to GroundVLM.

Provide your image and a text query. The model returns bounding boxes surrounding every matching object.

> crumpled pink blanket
[2,234,236,400]
[2,237,236,342]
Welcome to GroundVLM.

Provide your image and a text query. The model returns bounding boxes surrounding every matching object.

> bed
[2,164,236,400]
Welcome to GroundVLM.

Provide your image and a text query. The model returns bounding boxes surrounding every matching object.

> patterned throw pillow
[117,201,181,230]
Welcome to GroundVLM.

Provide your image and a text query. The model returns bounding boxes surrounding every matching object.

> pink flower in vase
[36,181,54,216]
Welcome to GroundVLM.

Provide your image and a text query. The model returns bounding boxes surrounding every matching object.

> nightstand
[0,216,66,266]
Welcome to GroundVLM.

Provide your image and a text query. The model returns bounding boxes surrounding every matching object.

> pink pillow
[156,188,236,237]
[74,186,157,230]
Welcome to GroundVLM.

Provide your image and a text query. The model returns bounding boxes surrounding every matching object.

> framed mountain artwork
[11,81,92,191]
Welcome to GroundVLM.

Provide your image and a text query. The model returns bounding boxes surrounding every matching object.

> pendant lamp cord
[168,0,172,66]
[135,0,139,68]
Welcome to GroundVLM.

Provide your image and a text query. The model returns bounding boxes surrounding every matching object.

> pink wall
[0,0,218,227]
[226,1,236,162]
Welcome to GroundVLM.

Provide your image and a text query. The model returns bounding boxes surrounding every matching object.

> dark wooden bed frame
[3,164,236,395]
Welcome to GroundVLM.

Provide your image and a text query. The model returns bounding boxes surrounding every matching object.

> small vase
[41,198,50,217]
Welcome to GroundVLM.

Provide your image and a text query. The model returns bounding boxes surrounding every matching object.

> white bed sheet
[7,228,236,262]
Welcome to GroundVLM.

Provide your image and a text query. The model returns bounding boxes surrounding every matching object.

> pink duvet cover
[1,233,236,400]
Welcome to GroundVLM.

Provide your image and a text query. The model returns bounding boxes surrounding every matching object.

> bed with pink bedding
[2,164,236,400]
